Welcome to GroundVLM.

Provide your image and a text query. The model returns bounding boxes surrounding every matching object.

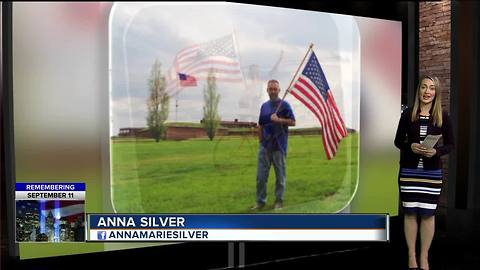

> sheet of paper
[421,134,442,149]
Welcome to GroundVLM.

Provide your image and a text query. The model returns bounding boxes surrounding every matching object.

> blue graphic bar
[88,214,387,229]
[16,183,85,191]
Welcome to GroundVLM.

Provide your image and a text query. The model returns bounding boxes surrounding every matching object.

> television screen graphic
[109,2,361,214]
[10,2,402,259]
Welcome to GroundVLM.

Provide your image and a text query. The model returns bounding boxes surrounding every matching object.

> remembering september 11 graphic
[15,183,86,242]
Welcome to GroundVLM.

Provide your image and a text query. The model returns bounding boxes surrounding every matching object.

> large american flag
[289,50,348,159]
[165,34,244,95]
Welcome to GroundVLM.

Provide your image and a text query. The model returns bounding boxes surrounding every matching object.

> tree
[146,59,169,142]
[202,68,221,141]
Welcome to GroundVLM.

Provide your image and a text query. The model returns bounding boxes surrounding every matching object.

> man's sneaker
[250,203,265,211]
[273,201,283,210]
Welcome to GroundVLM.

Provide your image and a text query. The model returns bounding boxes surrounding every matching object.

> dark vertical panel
[0,2,4,267]
[449,0,458,212]
[1,0,18,263]
[469,1,480,219]
[449,0,480,249]
[451,0,472,210]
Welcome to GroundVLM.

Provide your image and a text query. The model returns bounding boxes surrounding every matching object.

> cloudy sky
[110,2,361,135]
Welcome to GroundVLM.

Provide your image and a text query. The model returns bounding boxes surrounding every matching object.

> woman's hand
[422,148,437,158]
[411,143,426,155]
[411,143,437,158]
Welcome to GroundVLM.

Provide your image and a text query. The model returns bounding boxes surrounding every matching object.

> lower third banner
[87,214,389,242]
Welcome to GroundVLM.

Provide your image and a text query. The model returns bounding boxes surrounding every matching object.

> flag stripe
[42,200,85,223]
[289,91,333,159]
[297,76,343,142]
[177,55,199,66]
[327,98,345,139]
[45,200,83,208]
[297,76,342,144]
[165,34,244,95]
[330,100,347,137]
[290,84,336,158]
[291,82,337,154]
[289,50,347,159]
[176,45,199,59]
[328,92,348,136]
[180,59,240,71]
[189,68,242,75]
[181,76,243,82]
[42,204,84,218]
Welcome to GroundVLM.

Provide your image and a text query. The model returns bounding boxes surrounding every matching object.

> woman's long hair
[411,75,443,127]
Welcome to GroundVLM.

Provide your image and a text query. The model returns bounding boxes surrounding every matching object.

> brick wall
[419,0,451,110]
[166,126,228,141]
[419,0,451,210]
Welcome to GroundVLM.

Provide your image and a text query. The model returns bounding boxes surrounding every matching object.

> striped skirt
[398,168,443,216]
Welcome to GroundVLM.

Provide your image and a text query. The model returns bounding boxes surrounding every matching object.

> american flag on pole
[165,34,244,95]
[178,73,197,87]
[289,50,348,160]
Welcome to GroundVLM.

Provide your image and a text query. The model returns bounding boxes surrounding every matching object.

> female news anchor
[394,75,454,270]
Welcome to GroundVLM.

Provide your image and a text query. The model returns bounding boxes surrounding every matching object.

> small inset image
[15,182,86,242]
[16,200,85,242]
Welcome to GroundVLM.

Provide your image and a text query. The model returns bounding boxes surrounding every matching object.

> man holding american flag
[251,44,347,210]
[252,80,296,211]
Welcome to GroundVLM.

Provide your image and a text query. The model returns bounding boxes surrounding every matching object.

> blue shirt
[258,99,295,155]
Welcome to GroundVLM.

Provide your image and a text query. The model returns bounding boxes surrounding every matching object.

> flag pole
[175,72,179,122]
[275,43,314,113]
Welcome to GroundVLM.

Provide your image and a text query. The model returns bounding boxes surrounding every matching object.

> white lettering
[98,217,136,227]
[139,217,185,227]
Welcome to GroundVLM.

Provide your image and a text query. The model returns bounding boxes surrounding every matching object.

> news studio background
[2,0,401,266]
[2,1,480,269]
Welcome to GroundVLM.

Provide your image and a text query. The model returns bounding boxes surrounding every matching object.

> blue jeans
[256,145,286,205]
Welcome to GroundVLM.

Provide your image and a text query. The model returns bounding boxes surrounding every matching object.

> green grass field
[111,133,359,213]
